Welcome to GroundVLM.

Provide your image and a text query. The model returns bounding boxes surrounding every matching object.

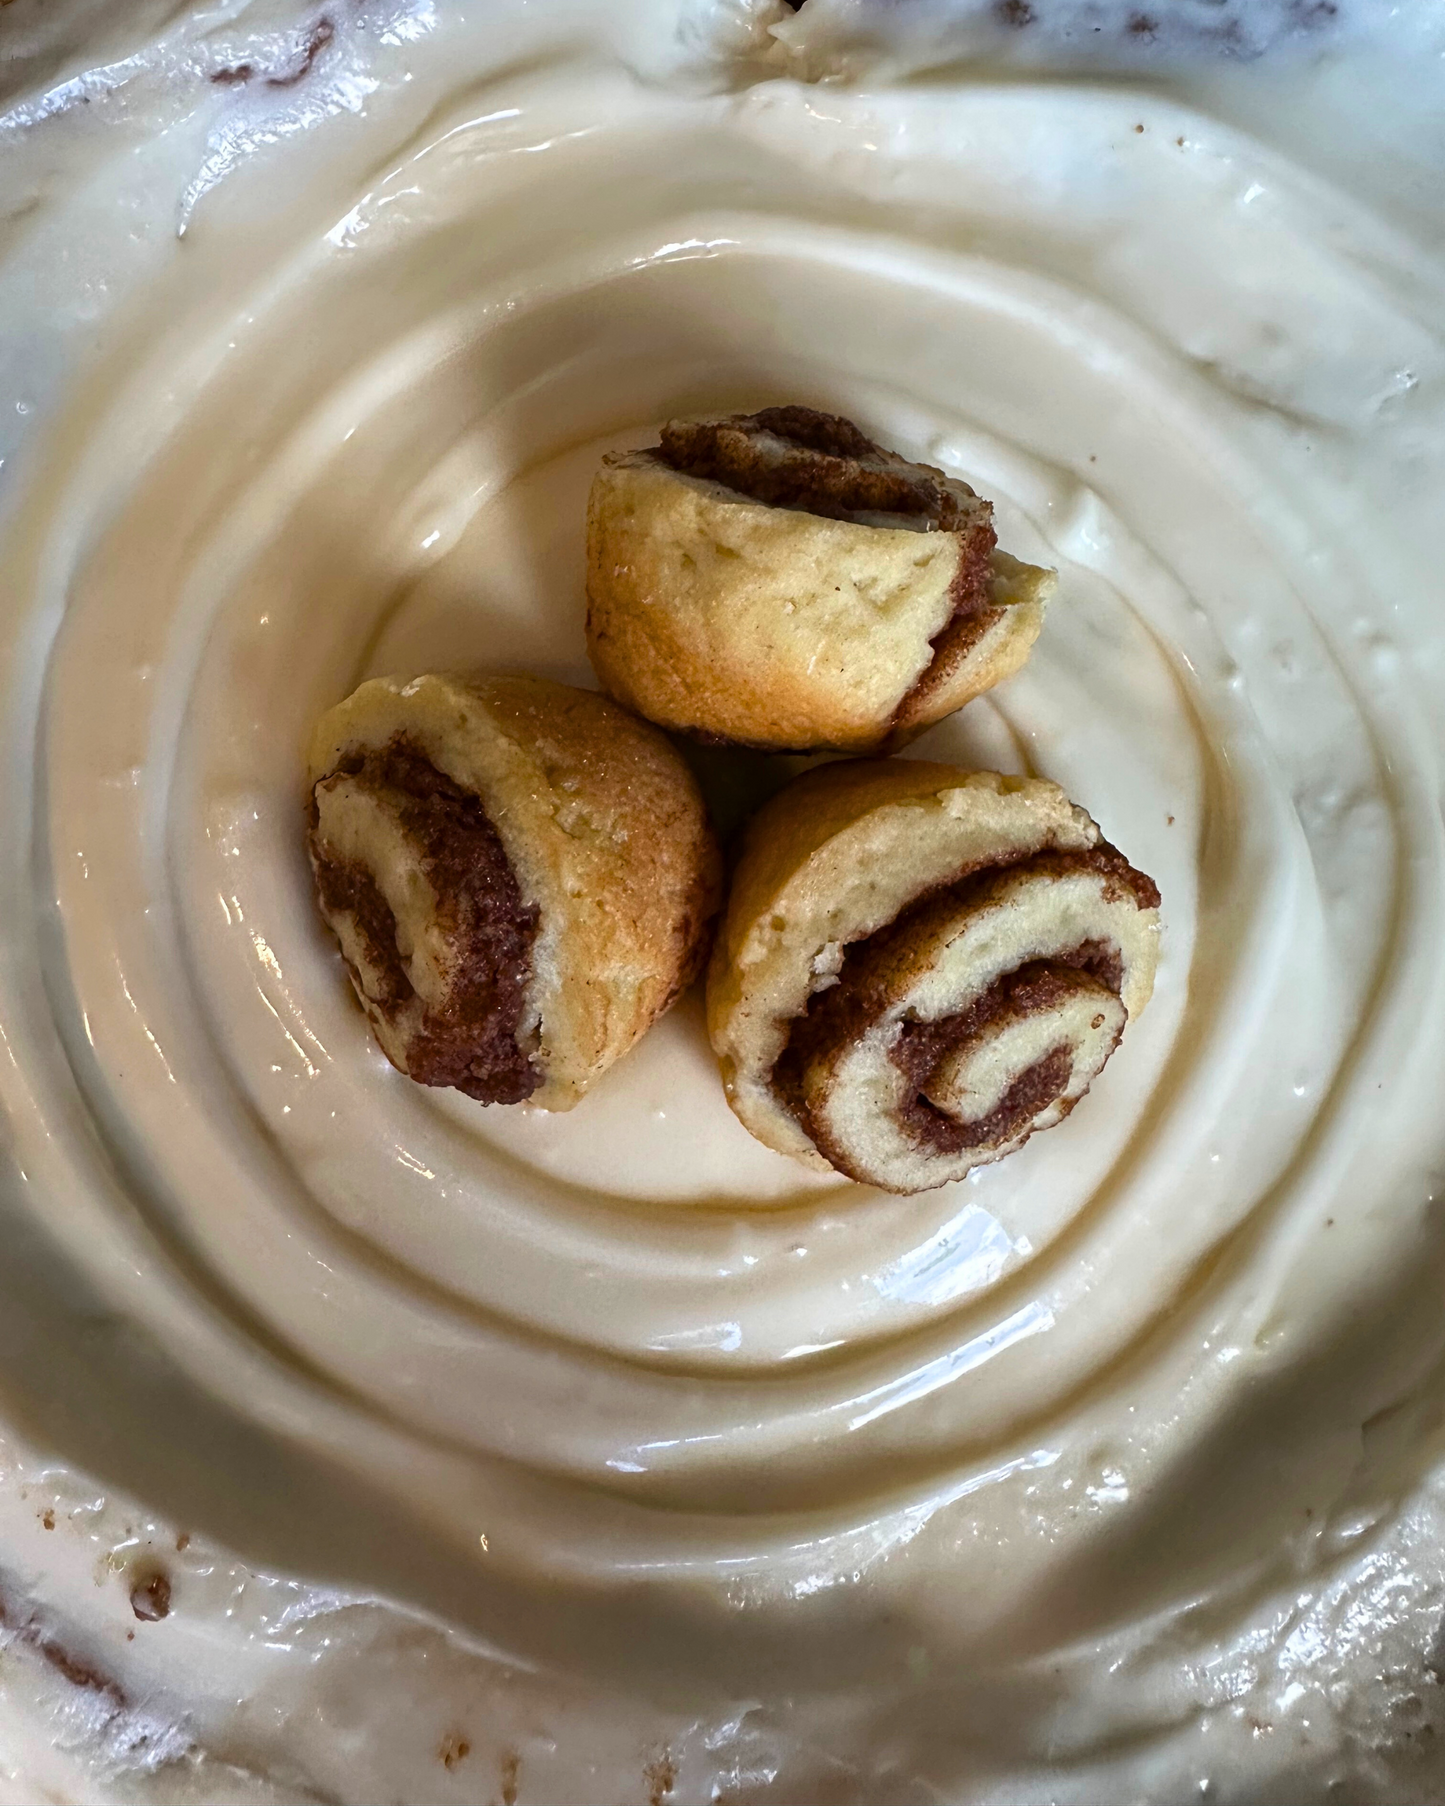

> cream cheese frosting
[2,0,1445,1799]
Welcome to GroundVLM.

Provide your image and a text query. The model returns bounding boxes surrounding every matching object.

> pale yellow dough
[586,450,1053,753]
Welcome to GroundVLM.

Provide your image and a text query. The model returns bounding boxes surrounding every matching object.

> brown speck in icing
[130,1567,172,1622]
[266,17,335,88]
[1,1584,125,1704]
[645,1751,677,1806]
[439,1732,471,1771]
[212,17,334,90]
[500,1748,521,1806]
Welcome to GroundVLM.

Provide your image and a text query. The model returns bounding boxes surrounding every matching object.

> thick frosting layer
[2,0,1445,1799]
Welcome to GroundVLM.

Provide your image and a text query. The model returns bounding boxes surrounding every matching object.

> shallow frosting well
[2,0,1445,1800]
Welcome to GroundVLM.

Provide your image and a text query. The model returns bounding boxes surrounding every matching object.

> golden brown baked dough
[586,406,1053,754]
[706,759,1159,1193]
[307,673,721,1111]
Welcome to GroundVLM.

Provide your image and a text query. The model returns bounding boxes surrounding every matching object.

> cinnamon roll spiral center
[773,845,1158,1188]
[895,956,1126,1154]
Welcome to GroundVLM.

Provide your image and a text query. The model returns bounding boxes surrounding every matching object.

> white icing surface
[2,0,1445,1799]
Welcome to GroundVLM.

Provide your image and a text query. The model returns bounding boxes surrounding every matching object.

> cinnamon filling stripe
[658,405,991,533]
[312,854,416,1014]
[308,736,541,1105]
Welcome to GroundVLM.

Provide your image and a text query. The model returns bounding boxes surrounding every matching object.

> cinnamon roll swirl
[707,760,1159,1193]
[585,406,1053,754]
[307,673,721,1110]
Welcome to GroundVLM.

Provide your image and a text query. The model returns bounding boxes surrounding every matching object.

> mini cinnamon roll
[707,760,1159,1193]
[306,673,721,1110]
[586,406,1053,754]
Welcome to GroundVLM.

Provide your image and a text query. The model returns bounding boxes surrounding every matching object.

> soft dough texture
[707,759,1159,1192]
[586,406,1054,753]
[307,673,722,1111]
